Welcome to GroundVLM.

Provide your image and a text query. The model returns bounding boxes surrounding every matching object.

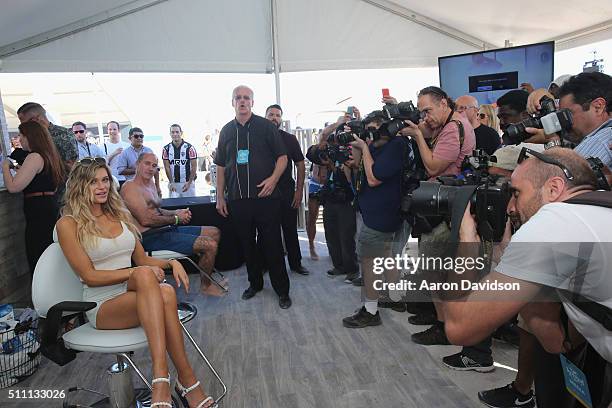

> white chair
[32,243,227,407]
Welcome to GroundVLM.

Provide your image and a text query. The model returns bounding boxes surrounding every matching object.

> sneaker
[342,306,382,328]
[326,268,345,278]
[378,297,407,313]
[344,272,359,284]
[408,313,437,326]
[442,352,494,373]
[411,322,450,345]
[478,383,535,408]
[352,277,364,287]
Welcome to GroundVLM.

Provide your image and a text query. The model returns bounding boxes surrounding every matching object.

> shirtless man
[121,152,225,296]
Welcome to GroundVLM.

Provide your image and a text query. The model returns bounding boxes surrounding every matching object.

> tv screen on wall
[438,41,554,105]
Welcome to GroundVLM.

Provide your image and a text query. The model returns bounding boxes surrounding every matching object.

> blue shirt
[574,119,612,167]
[115,145,154,181]
[76,140,105,160]
[358,137,410,232]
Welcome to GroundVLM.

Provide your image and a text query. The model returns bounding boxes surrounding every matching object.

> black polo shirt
[278,129,305,194]
[215,114,287,201]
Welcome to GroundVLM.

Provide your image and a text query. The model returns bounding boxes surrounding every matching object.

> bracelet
[544,139,562,150]
[174,215,179,225]
[128,267,135,277]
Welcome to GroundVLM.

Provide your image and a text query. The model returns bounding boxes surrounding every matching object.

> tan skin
[122,153,226,296]
[56,167,213,408]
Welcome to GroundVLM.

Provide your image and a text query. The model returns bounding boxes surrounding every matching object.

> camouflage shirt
[48,123,78,163]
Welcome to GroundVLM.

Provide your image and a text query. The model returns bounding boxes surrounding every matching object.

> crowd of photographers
[306,71,612,408]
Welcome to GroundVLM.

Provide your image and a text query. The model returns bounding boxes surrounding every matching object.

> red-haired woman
[2,121,66,274]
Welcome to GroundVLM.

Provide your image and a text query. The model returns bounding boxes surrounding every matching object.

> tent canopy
[1,0,611,74]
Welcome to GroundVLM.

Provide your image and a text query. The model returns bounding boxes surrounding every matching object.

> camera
[332,120,369,145]
[586,156,611,191]
[408,151,511,242]
[503,96,573,145]
[380,101,421,137]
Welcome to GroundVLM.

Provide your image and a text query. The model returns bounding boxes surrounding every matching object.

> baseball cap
[491,143,545,171]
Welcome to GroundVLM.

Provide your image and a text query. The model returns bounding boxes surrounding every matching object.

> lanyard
[235,122,250,199]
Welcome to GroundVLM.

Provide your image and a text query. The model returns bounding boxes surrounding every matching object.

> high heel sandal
[175,379,216,408]
[150,376,172,408]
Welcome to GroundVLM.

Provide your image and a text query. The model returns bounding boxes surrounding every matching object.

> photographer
[398,86,476,346]
[442,148,612,408]
[526,72,612,167]
[341,113,413,328]
[306,118,359,282]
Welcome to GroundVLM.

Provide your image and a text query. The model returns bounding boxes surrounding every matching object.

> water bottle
[210,187,216,203]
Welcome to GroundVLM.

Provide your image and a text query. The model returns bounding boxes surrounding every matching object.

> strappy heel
[175,379,216,408]
[150,376,172,408]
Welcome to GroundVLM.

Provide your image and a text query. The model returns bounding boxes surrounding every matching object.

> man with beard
[263,104,309,275]
[442,148,612,408]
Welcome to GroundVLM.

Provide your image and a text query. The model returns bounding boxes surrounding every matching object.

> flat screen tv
[438,41,554,105]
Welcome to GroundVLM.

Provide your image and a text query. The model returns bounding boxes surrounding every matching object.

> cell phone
[382,88,390,98]
[347,106,354,116]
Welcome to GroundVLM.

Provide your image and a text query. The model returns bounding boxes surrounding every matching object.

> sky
[1,38,611,149]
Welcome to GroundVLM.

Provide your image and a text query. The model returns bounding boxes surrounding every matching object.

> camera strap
[430,110,465,152]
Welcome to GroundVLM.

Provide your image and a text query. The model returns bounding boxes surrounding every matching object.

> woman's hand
[170,260,190,292]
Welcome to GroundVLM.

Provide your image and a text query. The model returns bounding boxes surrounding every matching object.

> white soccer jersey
[162,141,197,183]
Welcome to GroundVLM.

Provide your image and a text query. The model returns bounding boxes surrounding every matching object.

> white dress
[81,221,136,328]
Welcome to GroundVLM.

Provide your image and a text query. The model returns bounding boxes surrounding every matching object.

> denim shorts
[141,225,201,255]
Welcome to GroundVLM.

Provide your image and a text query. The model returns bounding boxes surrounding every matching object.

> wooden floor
[4,231,519,408]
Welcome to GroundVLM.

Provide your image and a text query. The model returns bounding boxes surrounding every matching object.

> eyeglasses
[517,147,574,181]
[73,129,85,134]
[456,105,477,113]
[78,157,106,165]
[478,113,487,119]
[131,134,144,139]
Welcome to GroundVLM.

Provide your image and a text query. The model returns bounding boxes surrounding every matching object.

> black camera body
[503,96,573,145]
[408,150,511,242]
[380,101,421,138]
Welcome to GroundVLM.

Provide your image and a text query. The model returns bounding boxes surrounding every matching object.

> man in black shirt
[215,85,292,309]
[264,104,309,275]
[456,95,500,155]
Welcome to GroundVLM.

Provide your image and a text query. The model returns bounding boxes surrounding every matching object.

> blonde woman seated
[56,158,214,408]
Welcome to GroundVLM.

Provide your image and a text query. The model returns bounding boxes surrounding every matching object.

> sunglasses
[78,157,106,165]
[132,134,144,139]
[517,147,574,181]
[478,113,487,119]
[73,129,86,134]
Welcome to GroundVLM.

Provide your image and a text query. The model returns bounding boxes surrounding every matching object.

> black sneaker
[352,277,364,286]
[411,322,450,345]
[344,272,359,284]
[342,306,382,328]
[442,352,494,373]
[378,297,407,313]
[326,268,344,278]
[478,382,535,408]
[408,313,437,326]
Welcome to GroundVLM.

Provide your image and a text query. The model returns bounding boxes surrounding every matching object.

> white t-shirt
[496,202,612,362]
[104,141,130,180]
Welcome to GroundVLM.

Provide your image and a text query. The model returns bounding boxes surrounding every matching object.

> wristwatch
[544,139,562,150]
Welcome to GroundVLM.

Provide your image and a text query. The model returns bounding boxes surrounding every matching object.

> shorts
[83,282,128,329]
[141,225,201,255]
[308,180,323,198]
[357,224,397,258]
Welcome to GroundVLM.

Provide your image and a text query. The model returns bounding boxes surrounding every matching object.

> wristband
[175,215,179,225]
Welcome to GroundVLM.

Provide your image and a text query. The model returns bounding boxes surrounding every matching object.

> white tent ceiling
[0,0,611,74]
